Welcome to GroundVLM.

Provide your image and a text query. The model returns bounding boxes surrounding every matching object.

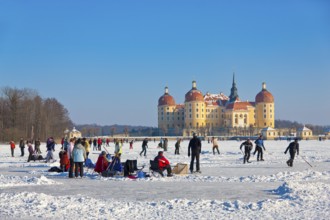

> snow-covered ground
[0,139,329,219]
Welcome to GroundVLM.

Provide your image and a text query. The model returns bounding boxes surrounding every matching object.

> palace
[158,75,275,136]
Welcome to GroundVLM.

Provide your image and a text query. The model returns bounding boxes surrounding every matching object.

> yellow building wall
[256,103,275,128]
[158,105,176,130]
[205,106,221,128]
[184,101,206,129]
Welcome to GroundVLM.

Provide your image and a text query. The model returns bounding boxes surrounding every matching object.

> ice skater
[140,138,148,157]
[212,137,220,155]
[240,138,253,163]
[284,138,299,167]
[254,135,266,161]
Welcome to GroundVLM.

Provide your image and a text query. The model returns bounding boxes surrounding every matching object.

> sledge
[172,163,188,175]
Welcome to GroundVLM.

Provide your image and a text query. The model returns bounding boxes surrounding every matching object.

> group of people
[239,135,300,167]
[7,133,301,180]
[8,138,42,158]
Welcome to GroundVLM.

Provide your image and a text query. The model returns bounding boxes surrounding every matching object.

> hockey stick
[300,155,313,168]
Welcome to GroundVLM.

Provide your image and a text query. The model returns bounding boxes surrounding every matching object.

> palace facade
[158,75,275,136]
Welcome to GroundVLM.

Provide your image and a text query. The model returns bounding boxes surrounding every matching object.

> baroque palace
[158,75,275,136]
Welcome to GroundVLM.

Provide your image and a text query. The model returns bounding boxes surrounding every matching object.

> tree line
[0,87,73,142]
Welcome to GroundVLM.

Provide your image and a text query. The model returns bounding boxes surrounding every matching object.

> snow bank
[0,175,61,188]
[0,181,329,219]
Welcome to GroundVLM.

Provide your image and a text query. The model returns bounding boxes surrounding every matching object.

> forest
[0,87,72,142]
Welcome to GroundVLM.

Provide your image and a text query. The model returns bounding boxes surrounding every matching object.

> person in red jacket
[94,151,109,174]
[154,151,173,177]
[10,141,15,157]
[60,151,70,171]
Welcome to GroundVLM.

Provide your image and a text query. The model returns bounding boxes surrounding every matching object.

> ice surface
[0,139,329,219]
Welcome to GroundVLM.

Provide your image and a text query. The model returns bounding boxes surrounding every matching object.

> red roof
[226,101,255,110]
[185,89,204,102]
[158,94,176,106]
[255,90,274,103]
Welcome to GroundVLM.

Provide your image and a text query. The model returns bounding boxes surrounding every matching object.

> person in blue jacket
[73,138,86,178]
[254,135,266,161]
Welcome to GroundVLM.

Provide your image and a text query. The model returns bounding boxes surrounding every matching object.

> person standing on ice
[284,138,299,167]
[45,137,55,163]
[240,138,253,163]
[19,138,25,157]
[212,137,220,155]
[163,138,168,151]
[188,133,202,173]
[174,138,181,155]
[67,138,75,178]
[9,140,15,157]
[34,138,41,154]
[254,135,266,161]
[140,138,148,156]
[73,138,86,178]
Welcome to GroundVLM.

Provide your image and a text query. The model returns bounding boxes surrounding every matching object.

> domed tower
[184,81,206,131]
[255,82,275,128]
[158,86,176,131]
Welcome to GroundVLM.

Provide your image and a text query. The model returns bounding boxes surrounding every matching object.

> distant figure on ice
[240,138,253,164]
[140,138,148,156]
[284,138,299,167]
[34,138,41,154]
[163,138,168,151]
[45,137,56,163]
[212,137,220,155]
[19,138,25,157]
[67,138,75,178]
[27,141,35,162]
[93,138,97,151]
[129,140,134,149]
[188,133,202,173]
[114,139,122,157]
[254,135,266,161]
[154,151,173,177]
[174,139,181,155]
[9,140,15,157]
[82,138,90,159]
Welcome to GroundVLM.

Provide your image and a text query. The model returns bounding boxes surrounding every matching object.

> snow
[0,139,329,219]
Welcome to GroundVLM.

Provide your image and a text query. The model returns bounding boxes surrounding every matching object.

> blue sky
[0,0,329,126]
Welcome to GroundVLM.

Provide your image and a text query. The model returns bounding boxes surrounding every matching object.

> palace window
[196,114,199,118]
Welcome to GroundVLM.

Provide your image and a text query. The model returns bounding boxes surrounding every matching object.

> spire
[229,72,239,102]
[165,86,169,94]
[262,82,267,90]
[192,80,197,89]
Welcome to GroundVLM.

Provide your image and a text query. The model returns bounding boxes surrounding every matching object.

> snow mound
[0,181,329,219]
[0,175,61,188]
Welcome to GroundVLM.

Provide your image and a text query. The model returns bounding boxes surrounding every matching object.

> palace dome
[255,82,274,103]
[158,87,176,106]
[185,81,204,102]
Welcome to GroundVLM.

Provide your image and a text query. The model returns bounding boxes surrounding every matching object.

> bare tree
[0,87,72,142]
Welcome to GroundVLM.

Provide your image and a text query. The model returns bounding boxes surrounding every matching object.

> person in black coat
[140,138,148,156]
[284,138,299,167]
[240,138,253,164]
[188,133,202,173]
